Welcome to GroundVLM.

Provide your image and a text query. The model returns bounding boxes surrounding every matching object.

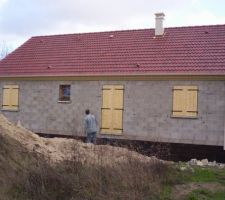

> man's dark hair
[85,109,90,115]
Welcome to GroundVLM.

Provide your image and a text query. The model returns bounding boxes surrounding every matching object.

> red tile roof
[0,24,225,77]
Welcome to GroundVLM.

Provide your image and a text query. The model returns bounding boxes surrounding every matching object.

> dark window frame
[59,85,71,102]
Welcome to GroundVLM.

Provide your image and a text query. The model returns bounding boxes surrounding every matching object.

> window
[101,85,124,135]
[172,86,198,118]
[59,85,71,101]
[2,85,19,111]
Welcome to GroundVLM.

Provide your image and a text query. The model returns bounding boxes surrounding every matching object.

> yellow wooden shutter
[2,85,19,110]
[101,85,113,132]
[186,86,198,117]
[101,85,124,135]
[172,86,185,117]
[172,86,198,118]
[112,85,124,134]
[11,85,19,108]
[2,86,11,110]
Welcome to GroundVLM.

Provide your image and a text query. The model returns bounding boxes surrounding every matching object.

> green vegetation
[187,167,225,184]
[175,164,225,185]
[167,164,225,199]
[159,186,173,200]
[185,189,225,200]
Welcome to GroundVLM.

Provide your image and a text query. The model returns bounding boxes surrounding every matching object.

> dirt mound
[0,114,158,165]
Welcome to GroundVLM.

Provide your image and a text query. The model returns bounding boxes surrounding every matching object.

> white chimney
[155,12,165,36]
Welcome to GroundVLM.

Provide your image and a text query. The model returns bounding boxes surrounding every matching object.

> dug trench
[37,132,225,163]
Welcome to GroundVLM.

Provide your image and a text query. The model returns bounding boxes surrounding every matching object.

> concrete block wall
[0,80,224,146]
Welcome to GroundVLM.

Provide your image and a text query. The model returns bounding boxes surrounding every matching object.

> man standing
[84,109,98,144]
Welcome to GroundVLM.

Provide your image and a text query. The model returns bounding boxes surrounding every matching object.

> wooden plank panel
[187,86,198,91]
[101,85,113,134]
[2,88,11,109]
[112,109,123,135]
[101,109,111,130]
[114,85,124,90]
[2,85,19,110]
[183,87,188,116]
[173,86,185,90]
[11,88,19,107]
[101,85,124,135]
[112,85,123,134]
[103,85,113,90]
[186,87,198,117]
[102,86,112,109]
[113,87,124,109]
[172,87,184,117]
[11,85,19,89]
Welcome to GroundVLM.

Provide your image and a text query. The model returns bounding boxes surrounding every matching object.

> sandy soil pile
[0,114,158,166]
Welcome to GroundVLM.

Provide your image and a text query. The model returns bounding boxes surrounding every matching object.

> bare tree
[0,41,10,60]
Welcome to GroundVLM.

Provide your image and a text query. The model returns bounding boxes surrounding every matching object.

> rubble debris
[188,158,224,168]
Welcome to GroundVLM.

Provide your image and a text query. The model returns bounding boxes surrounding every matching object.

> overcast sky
[0,0,225,50]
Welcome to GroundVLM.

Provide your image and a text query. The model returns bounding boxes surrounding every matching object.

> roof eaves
[1,72,225,78]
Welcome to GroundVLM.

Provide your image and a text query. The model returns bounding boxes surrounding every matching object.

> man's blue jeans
[87,132,97,144]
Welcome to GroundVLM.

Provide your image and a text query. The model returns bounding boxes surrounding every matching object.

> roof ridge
[31,24,225,38]
[31,28,151,38]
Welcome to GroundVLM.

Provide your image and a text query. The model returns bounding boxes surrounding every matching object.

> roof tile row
[0,24,225,77]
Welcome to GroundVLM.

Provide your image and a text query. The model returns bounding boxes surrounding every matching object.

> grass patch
[185,189,225,200]
[159,185,172,200]
[185,167,225,185]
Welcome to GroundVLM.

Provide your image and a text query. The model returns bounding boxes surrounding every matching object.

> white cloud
[184,10,225,25]
[0,0,192,34]
[0,0,224,49]
[0,0,7,5]
[0,0,7,10]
